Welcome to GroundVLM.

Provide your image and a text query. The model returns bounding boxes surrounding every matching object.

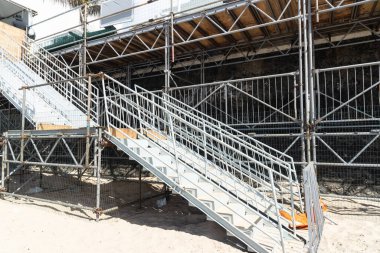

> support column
[1,133,7,189]
[20,88,26,184]
[85,74,92,178]
[126,65,131,88]
[164,23,171,92]
[200,51,205,84]
[307,0,317,167]
[79,3,88,78]
[139,165,142,209]
[302,0,312,163]
[95,128,102,221]
[298,0,306,167]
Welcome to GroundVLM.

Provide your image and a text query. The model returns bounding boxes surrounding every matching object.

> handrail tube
[105,84,298,201]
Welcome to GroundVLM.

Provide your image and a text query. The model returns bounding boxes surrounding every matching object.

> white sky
[13,0,97,40]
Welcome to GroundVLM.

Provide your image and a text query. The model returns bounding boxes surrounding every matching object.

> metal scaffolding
[0,0,375,208]
[0,0,378,250]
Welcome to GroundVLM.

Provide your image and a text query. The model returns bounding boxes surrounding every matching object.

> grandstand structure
[0,0,379,252]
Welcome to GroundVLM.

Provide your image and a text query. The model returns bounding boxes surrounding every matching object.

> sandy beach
[0,194,379,253]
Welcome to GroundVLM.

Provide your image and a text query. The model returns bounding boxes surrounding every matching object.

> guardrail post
[269,168,286,253]
[202,119,208,175]
[163,94,180,179]
[95,127,102,221]
[20,87,26,164]
[1,134,7,189]
[85,74,92,181]
[101,74,110,129]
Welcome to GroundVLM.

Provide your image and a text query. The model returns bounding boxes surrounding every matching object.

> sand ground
[319,213,380,253]
[0,192,379,253]
[319,196,380,253]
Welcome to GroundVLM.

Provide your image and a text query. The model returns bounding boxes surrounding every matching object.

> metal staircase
[101,75,306,253]
[0,30,307,252]
[0,30,98,128]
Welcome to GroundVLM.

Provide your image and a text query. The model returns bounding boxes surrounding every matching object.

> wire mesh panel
[0,108,31,133]
[169,73,300,131]
[315,62,380,123]
[0,129,106,219]
[168,72,306,169]
[314,62,380,216]
[6,166,99,208]
[314,62,380,168]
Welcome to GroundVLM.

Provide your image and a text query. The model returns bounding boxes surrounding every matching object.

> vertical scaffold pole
[21,88,26,165]
[1,133,7,189]
[85,74,92,180]
[139,165,142,209]
[164,23,171,92]
[298,0,306,167]
[95,128,102,221]
[307,0,317,170]
[302,0,311,163]
[80,3,88,79]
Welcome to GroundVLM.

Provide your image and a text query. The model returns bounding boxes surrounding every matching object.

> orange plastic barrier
[280,210,308,229]
[280,199,328,229]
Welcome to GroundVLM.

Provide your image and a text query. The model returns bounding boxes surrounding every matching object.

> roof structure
[34,0,380,79]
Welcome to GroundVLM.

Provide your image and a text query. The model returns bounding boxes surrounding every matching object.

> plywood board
[108,127,138,139]
[143,129,167,141]
[36,123,73,130]
[0,22,25,60]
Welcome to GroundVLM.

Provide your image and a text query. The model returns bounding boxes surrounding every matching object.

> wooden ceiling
[55,0,380,72]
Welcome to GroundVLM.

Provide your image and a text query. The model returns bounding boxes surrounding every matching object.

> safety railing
[101,74,296,248]
[140,85,302,211]
[314,61,380,124]
[165,85,297,165]
[101,74,303,234]
[101,87,290,252]
[168,72,300,131]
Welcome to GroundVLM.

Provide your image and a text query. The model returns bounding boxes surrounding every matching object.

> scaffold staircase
[0,31,307,253]
[102,75,307,253]
[0,30,97,128]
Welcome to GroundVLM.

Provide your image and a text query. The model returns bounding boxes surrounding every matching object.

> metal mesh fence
[1,130,166,220]
[167,62,380,218]
[3,164,166,219]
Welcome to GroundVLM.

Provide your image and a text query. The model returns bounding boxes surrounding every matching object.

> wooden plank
[0,22,25,60]
[143,129,167,141]
[107,127,166,141]
[108,127,138,139]
[36,124,73,130]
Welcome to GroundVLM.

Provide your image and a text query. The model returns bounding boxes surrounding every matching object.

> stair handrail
[165,79,298,165]
[104,130,282,252]
[101,74,301,233]
[137,85,298,178]
[101,74,297,248]
[136,85,302,214]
